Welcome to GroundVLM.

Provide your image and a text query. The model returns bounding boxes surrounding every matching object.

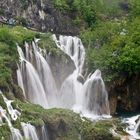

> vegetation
[12,99,122,140]
[0,25,64,93]
[0,91,122,140]
[84,0,140,81]
[0,0,140,139]
[53,0,140,81]
[20,0,37,9]
[0,125,11,140]
[53,0,129,28]
[0,26,37,92]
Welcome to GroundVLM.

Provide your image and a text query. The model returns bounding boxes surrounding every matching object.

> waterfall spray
[124,115,140,139]
[17,35,110,119]
[53,35,110,118]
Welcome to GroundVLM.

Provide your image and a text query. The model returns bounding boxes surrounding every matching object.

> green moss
[0,26,38,92]
[0,94,7,109]
[0,95,124,140]
[0,25,54,94]
[80,120,112,140]
[0,124,11,140]
[10,99,122,140]
[38,33,64,56]
[12,100,46,126]
[53,0,70,12]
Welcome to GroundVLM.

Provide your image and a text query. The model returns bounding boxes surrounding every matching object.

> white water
[123,115,140,139]
[0,91,21,121]
[21,122,39,140]
[32,42,58,107]
[0,91,23,140]
[17,65,26,97]
[42,126,49,140]
[17,35,110,119]
[53,35,110,118]
[17,42,58,108]
[81,69,110,116]
[21,122,49,140]
[17,45,48,108]
[0,91,47,140]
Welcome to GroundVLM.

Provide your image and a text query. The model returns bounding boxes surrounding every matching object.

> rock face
[37,109,120,140]
[0,0,79,35]
[47,53,75,89]
[107,74,140,114]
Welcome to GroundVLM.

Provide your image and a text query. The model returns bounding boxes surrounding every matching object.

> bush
[84,15,140,81]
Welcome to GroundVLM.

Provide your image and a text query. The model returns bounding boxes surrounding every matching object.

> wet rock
[107,74,140,115]
[77,74,85,84]
[0,0,79,35]
[47,52,75,89]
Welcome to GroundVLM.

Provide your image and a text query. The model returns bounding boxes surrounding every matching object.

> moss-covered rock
[0,94,7,109]
[0,25,75,93]
[0,93,126,140]
[9,99,123,140]
[0,124,11,140]
[0,25,37,94]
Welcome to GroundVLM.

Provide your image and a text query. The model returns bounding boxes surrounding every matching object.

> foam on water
[123,115,140,139]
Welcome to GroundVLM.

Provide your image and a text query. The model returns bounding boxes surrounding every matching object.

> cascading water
[21,122,39,140]
[41,126,49,140]
[21,122,49,140]
[0,91,23,140]
[17,35,110,119]
[17,41,58,108]
[53,35,110,118]
[82,70,110,116]
[17,46,49,108]
[53,35,85,109]
[123,115,140,139]
[0,90,49,140]
[1,93,21,121]
[32,42,58,107]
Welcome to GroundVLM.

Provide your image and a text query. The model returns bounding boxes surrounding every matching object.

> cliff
[0,0,79,35]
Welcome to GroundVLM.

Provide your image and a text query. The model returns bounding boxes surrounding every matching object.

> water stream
[0,35,139,139]
[17,35,110,119]
[0,91,23,140]
[123,115,140,139]
[0,91,49,140]
[53,35,110,118]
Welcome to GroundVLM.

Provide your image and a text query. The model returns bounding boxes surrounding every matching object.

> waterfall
[53,35,110,118]
[0,91,48,140]
[56,35,85,72]
[53,35,85,109]
[21,122,39,140]
[17,35,110,118]
[0,91,21,121]
[21,122,49,140]
[17,65,26,97]
[0,92,23,140]
[82,69,110,115]
[124,115,140,139]
[17,42,58,108]
[41,126,49,140]
[17,45,48,108]
[10,128,23,140]
[32,42,58,107]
